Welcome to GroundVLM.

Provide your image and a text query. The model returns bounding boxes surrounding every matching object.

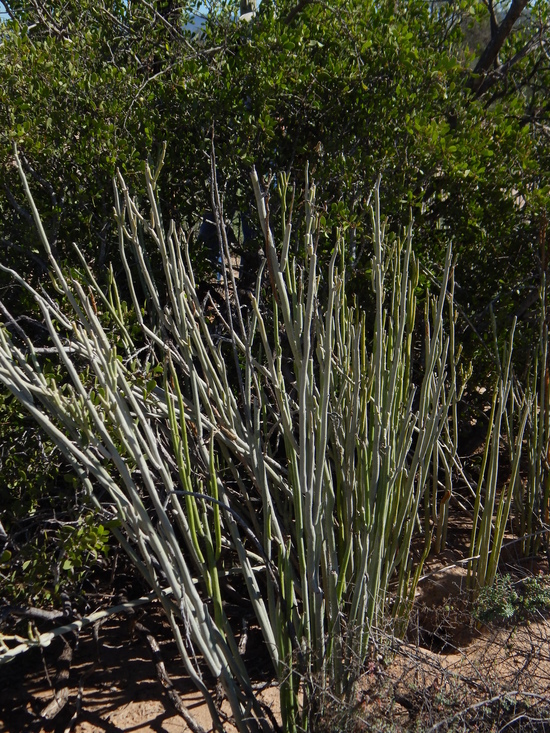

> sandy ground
[0,606,279,733]
[1,552,549,733]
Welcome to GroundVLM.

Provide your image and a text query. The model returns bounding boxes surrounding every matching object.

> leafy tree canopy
[0,0,548,336]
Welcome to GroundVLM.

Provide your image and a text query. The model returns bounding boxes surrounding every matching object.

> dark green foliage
[0,395,60,522]
[518,574,550,614]
[0,0,547,326]
[1,513,111,605]
[473,573,550,623]
[473,573,518,622]
[0,367,112,607]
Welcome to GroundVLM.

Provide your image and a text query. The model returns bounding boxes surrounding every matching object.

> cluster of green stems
[0,148,542,732]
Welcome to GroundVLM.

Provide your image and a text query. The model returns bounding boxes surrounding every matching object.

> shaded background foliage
[1,0,548,307]
[0,0,548,606]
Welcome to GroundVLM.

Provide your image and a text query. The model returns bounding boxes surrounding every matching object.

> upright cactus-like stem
[0,150,457,730]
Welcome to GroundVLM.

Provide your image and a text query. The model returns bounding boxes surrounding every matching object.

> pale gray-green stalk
[515,275,550,559]
[0,149,456,732]
[467,316,530,592]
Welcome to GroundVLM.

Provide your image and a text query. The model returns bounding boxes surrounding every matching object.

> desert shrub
[473,574,518,623]
[0,152,459,731]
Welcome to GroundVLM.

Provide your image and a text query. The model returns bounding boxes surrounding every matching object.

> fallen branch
[426,691,550,732]
[0,589,171,665]
[135,621,208,733]
[39,634,74,720]
[1,605,65,623]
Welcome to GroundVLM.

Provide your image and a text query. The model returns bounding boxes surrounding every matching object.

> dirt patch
[0,607,242,733]
[1,581,550,732]
[358,616,550,732]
